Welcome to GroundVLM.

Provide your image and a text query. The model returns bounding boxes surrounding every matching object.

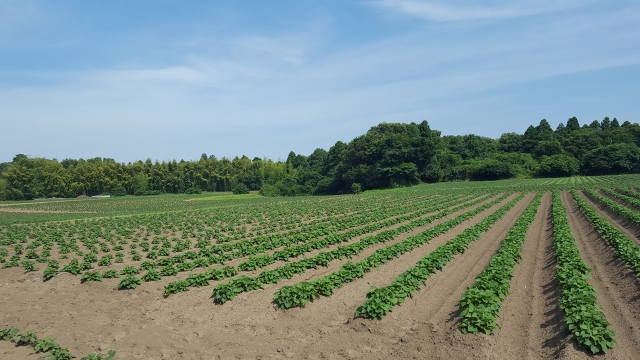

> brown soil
[560,191,640,359]
[3,192,640,359]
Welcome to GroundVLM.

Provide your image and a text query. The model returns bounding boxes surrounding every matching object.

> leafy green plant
[101,270,120,278]
[139,261,156,270]
[117,275,141,290]
[164,280,189,297]
[34,337,59,353]
[61,259,82,275]
[43,266,59,281]
[119,266,139,276]
[458,192,543,334]
[81,271,102,283]
[13,330,38,346]
[551,191,615,354]
[0,326,19,340]
[22,260,37,272]
[141,269,161,282]
[81,350,116,360]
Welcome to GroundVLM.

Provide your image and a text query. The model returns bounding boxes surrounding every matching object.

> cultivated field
[1,175,640,359]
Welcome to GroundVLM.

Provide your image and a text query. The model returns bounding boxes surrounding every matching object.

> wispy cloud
[0,2,638,162]
[373,0,586,22]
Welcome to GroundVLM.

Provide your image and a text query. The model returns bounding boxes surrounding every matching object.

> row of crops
[2,174,640,355]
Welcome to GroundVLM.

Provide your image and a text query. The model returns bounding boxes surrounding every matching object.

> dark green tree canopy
[2,116,639,200]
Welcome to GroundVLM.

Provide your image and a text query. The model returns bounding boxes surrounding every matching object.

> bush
[259,184,280,197]
[232,183,249,195]
[109,186,127,197]
[582,143,640,175]
[538,154,579,177]
[135,190,163,196]
[472,160,516,181]
[184,187,201,194]
[351,182,362,194]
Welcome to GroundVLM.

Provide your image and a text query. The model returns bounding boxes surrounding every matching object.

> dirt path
[560,191,640,359]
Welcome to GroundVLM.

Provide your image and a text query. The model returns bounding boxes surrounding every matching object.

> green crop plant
[13,330,38,346]
[0,327,19,340]
[61,259,82,275]
[573,190,640,276]
[101,269,120,278]
[353,193,526,319]
[118,275,141,290]
[119,266,139,276]
[141,269,162,282]
[458,192,543,334]
[22,260,37,272]
[551,191,615,354]
[81,271,103,283]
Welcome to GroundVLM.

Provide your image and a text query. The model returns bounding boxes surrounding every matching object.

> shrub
[185,187,201,194]
[259,184,280,197]
[135,190,163,196]
[232,183,249,195]
[109,186,127,197]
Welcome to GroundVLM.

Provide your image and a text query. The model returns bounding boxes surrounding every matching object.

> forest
[2,116,640,200]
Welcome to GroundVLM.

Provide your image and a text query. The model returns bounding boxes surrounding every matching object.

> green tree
[566,117,580,132]
[538,154,579,177]
[131,173,148,195]
[582,143,640,175]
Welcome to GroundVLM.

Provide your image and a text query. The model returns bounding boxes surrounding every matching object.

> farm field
[1,175,640,359]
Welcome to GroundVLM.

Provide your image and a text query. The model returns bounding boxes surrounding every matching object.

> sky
[1,0,639,163]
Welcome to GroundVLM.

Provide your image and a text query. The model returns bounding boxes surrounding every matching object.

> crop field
[1,175,640,359]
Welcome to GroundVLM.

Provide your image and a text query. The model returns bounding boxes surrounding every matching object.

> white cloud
[373,0,586,22]
[1,2,639,162]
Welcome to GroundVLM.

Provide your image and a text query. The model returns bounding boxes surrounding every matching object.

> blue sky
[1,0,639,163]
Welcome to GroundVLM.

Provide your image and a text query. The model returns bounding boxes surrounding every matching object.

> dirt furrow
[560,191,640,359]
[596,189,640,212]
[483,191,571,359]
[265,191,533,359]
[358,192,537,359]
[580,190,640,245]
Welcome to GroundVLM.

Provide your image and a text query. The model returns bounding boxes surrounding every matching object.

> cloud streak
[373,0,586,22]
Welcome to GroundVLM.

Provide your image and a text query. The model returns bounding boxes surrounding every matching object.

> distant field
[1,174,640,359]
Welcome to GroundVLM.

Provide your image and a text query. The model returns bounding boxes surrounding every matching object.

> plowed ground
[2,191,640,359]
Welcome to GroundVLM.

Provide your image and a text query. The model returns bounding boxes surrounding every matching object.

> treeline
[1,116,640,200]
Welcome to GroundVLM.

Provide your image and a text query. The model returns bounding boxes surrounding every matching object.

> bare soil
[2,192,640,359]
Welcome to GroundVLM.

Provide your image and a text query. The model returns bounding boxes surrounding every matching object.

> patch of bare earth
[560,191,640,359]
